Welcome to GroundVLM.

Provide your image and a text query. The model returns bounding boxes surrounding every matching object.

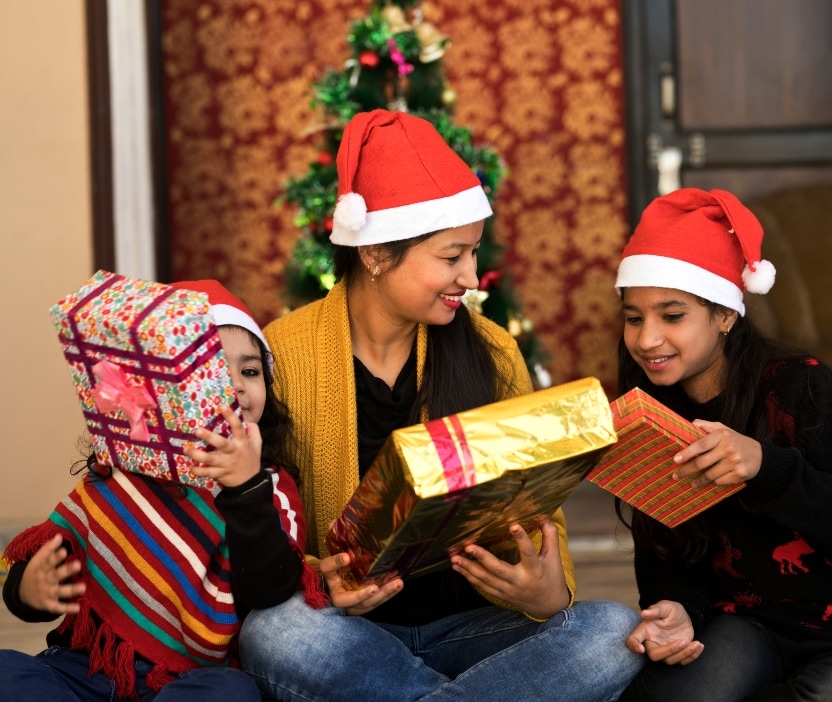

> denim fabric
[240,592,643,701]
[620,614,832,702]
[0,646,262,702]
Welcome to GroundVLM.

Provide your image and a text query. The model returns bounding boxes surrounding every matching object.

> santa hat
[330,109,493,246]
[170,280,270,360]
[615,188,776,315]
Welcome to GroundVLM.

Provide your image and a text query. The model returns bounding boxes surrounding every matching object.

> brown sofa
[744,183,832,364]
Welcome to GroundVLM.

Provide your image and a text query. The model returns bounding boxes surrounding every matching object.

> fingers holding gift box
[587,388,745,528]
[325,377,617,590]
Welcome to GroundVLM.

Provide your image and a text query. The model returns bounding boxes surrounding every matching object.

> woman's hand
[185,404,261,488]
[450,518,568,620]
[19,534,86,614]
[319,552,403,616]
[673,420,762,487]
[625,600,703,665]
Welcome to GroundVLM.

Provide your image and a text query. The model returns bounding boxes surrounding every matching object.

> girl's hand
[184,404,261,488]
[19,534,86,614]
[625,600,703,665]
[673,420,763,487]
[450,518,569,620]
[320,552,403,615]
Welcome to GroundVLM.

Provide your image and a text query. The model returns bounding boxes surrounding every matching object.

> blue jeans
[240,592,643,701]
[620,614,832,702]
[0,646,262,702]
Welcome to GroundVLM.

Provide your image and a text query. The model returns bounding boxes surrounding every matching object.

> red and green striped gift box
[587,388,744,528]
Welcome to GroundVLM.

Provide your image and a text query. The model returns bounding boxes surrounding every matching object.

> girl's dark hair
[334,238,516,421]
[614,296,804,563]
[245,331,301,485]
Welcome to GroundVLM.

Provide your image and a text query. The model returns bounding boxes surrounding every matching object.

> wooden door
[623,0,832,224]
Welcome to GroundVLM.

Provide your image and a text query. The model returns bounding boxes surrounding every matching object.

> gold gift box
[326,377,616,588]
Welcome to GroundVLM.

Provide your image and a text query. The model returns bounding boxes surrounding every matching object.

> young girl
[0,280,324,701]
[613,188,832,701]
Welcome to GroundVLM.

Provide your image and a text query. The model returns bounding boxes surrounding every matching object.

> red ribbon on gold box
[587,388,744,528]
[326,377,617,588]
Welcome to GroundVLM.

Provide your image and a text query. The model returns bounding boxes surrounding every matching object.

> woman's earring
[721,329,730,336]
[371,264,380,282]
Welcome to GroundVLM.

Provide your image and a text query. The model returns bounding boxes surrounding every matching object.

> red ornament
[324,217,334,231]
[317,151,334,166]
[479,269,504,291]
[359,51,380,68]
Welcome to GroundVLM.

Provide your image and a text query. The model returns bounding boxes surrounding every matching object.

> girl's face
[374,221,483,326]
[621,287,736,403]
[218,326,267,424]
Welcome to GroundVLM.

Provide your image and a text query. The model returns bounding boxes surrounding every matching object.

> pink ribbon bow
[90,360,157,442]
[387,39,414,76]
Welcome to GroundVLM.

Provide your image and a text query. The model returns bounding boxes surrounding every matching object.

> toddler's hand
[185,404,261,488]
[19,533,85,614]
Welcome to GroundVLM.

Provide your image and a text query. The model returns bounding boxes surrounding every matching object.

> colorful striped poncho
[5,466,315,698]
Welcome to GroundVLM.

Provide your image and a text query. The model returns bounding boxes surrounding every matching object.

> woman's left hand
[673,420,762,487]
[450,518,568,620]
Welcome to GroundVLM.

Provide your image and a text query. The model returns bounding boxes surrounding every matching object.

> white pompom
[742,258,776,294]
[333,192,367,232]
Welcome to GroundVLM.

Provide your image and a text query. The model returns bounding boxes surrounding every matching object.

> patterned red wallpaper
[161,0,629,390]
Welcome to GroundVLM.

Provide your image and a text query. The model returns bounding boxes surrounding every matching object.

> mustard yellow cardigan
[263,280,577,605]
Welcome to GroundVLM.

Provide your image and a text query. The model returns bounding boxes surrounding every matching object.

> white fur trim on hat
[330,186,492,246]
[616,254,746,316]
[211,303,269,349]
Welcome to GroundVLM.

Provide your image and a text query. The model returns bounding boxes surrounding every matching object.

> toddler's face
[218,326,267,424]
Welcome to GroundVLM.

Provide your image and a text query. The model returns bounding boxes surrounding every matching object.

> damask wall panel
[161,0,628,391]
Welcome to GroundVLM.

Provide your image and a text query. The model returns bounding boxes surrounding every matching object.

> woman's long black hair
[333,238,519,423]
[252,332,301,485]
[615,296,806,564]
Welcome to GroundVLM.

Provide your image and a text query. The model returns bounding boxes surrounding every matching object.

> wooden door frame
[623,0,832,226]
[84,0,169,281]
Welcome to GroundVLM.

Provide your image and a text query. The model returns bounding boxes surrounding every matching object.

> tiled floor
[1,481,639,656]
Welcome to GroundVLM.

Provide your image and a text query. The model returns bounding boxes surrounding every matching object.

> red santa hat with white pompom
[170,279,272,371]
[615,188,776,315]
[330,109,493,246]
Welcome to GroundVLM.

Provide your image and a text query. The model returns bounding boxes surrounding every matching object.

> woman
[239,109,642,701]
[614,188,832,701]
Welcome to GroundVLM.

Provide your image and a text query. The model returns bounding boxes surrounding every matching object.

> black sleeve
[2,560,61,624]
[214,470,303,616]
[742,358,832,549]
[631,534,713,634]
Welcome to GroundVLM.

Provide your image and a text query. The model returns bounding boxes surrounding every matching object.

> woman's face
[621,287,736,403]
[375,221,483,326]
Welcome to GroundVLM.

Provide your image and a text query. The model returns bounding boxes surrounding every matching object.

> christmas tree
[279,0,550,387]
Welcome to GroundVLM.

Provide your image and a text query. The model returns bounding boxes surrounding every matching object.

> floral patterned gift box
[50,270,241,491]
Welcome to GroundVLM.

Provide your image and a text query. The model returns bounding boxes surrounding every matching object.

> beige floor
[0,481,639,656]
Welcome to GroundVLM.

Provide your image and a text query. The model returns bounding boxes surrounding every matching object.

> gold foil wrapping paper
[326,377,616,588]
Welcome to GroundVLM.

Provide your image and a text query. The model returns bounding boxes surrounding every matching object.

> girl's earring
[371,265,380,282]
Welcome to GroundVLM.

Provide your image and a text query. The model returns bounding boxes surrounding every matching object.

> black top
[353,347,490,626]
[631,357,832,642]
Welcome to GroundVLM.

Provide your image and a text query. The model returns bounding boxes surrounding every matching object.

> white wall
[0,1,93,524]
